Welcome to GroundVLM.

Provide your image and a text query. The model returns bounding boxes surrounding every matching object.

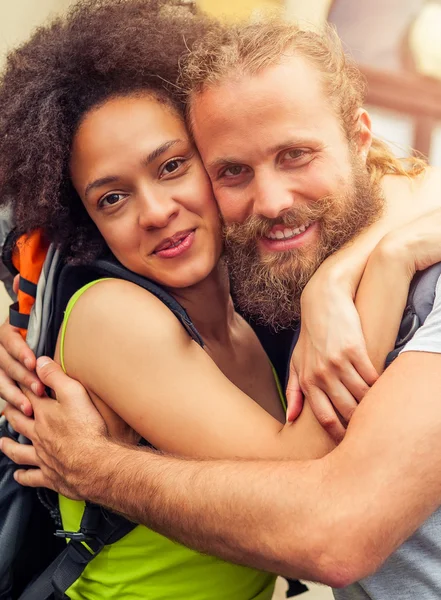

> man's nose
[138,189,179,229]
[251,175,294,219]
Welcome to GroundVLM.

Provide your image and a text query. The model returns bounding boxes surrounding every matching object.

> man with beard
[3,17,441,600]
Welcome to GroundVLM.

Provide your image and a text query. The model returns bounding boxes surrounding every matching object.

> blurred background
[1,2,440,597]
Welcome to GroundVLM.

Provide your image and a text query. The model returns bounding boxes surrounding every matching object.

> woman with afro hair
[0,1,334,598]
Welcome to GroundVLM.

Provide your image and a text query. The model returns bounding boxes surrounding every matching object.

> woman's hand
[0,318,44,415]
[377,207,441,276]
[288,205,441,442]
[287,270,378,442]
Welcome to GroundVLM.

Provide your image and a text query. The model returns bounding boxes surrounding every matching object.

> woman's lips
[154,230,195,259]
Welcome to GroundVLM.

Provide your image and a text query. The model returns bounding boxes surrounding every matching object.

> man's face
[190,55,383,327]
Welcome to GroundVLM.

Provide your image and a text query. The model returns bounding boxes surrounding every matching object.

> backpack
[0,231,203,600]
[385,261,441,366]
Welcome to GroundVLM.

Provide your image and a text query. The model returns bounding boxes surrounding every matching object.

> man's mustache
[223,197,335,243]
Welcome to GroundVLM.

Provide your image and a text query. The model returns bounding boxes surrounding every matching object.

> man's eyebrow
[206,138,318,172]
[206,157,239,172]
[84,139,184,199]
[267,138,317,155]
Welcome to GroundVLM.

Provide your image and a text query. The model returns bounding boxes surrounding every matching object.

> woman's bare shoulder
[65,277,190,347]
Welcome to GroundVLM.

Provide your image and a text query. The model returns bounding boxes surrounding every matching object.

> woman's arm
[354,245,411,373]
[356,206,441,372]
[60,278,335,462]
[288,169,441,437]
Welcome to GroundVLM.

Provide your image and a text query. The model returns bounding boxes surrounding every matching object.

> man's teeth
[266,222,311,240]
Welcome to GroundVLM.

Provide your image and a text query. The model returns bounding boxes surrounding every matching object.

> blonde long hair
[180,19,426,186]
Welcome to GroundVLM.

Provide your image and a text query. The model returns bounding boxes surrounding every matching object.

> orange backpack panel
[10,230,49,338]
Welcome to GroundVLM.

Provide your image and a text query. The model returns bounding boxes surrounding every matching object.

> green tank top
[59,279,285,600]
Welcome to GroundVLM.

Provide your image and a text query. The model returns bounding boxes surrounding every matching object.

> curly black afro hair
[0,0,218,262]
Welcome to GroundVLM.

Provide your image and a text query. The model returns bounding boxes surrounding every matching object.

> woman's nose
[138,190,179,230]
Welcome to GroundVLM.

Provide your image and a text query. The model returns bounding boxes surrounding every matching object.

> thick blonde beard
[223,158,384,330]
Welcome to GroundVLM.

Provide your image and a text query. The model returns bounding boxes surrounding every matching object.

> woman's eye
[99,193,126,208]
[160,158,184,177]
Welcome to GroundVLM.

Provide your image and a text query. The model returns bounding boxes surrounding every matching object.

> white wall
[285,0,333,24]
[0,0,74,66]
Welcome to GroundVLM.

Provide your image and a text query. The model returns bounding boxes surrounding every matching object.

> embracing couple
[2,0,441,599]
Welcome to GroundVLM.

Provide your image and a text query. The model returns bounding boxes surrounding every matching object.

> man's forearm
[88,442,336,581]
[82,388,441,590]
[81,438,425,588]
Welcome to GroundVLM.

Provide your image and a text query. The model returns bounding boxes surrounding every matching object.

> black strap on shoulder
[19,503,136,600]
[44,257,204,359]
[93,258,204,347]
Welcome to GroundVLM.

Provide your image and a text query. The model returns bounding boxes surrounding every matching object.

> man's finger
[36,357,81,400]
[14,468,48,489]
[12,275,20,296]
[0,319,38,374]
[0,369,33,415]
[20,384,50,408]
[0,437,40,467]
[0,344,43,396]
[3,404,36,440]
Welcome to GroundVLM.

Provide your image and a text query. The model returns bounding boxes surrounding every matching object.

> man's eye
[160,158,185,177]
[99,193,126,208]
[222,165,245,178]
[282,149,309,161]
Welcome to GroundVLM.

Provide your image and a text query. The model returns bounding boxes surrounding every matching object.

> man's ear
[354,108,372,163]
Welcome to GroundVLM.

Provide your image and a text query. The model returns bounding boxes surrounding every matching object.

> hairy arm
[61,279,334,461]
[73,349,441,588]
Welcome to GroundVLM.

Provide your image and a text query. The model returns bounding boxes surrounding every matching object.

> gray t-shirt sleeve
[401,275,441,355]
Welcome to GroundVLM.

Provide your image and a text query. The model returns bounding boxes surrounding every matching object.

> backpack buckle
[54,529,93,542]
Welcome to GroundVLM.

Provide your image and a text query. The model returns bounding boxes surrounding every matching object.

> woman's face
[70,94,222,289]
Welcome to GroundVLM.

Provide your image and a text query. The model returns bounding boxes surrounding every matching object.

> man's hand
[0,357,109,499]
[0,318,45,415]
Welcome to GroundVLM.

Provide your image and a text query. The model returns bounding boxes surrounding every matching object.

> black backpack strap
[9,302,30,330]
[44,258,204,359]
[19,503,136,600]
[93,259,204,347]
[9,274,39,330]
